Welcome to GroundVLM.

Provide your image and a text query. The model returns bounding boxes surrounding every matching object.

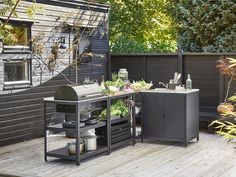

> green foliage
[99,99,129,120]
[209,120,236,142]
[175,0,236,52]
[26,1,44,19]
[99,0,177,53]
[0,24,18,45]
[104,73,125,88]
[0,0,19,43]
[0,0,43,44]
[105,79,125,88]
[210,58,236,142]
[111,72,118,81]
[0,0,18,17]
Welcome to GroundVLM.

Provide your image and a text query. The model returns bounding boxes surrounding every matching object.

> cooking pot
[67,139,84,154]
[84,135,97,151]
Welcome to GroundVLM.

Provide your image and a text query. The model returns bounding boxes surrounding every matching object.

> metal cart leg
[132,95,136,146]
[44,102,47,162]
[107,99,111,155]
[76,103,81,166]
[141,95,144,143]
[184,140,188,148]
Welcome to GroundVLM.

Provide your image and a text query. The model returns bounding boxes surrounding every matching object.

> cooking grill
[53,83,104,138]
[54,83,102,101]
[54,83,103,113]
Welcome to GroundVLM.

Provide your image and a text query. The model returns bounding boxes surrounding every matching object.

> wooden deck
[0,131,236,177]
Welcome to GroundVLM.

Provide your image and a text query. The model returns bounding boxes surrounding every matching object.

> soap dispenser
[186,74,192,90]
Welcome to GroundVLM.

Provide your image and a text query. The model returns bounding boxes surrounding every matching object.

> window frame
[3,59,32,90]
[73,28,93,60]
[0,18,33,90]
[0,18,33,53]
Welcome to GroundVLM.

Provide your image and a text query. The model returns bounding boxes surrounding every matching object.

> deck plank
[0,132,236,177]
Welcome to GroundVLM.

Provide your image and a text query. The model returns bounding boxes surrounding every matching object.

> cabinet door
[163,94,185,140]
[143,93,164,138]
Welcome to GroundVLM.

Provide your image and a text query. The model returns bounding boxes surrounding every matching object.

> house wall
[0,0,109,94]
[0,1,109,146]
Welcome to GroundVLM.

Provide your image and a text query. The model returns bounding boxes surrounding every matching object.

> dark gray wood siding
[0,1,109,147]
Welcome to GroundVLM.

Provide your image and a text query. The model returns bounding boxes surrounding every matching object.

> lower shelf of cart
[46,145,108,161]
[46,121,106,133]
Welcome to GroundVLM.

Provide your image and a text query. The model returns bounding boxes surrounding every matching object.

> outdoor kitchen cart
[43,85,138,166]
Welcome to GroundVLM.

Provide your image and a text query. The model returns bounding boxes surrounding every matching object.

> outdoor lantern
[0,37,3,53]
[98,26,105,36]
[59,36,67,49]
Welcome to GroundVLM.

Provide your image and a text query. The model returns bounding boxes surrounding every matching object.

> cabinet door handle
[163,114,165,119]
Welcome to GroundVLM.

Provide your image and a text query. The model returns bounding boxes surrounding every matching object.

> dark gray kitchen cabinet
[142,94,164,138]
[142,90,199,146]
[163,94,185,140]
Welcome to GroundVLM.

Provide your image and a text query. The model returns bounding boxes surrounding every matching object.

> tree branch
[1,0,21,29]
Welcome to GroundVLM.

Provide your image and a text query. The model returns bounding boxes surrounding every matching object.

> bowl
[67,141,84,154]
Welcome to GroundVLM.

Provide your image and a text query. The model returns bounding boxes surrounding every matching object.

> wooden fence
[110,53,236,121]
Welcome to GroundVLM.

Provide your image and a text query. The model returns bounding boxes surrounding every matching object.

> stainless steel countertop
[141,88,199,94]
[44,89,199,104]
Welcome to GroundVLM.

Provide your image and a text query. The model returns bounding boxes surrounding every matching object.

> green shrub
[175,0,236,52]
[99,0,177,53]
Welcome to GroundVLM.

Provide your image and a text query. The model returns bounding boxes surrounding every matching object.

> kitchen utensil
[177,73,182,83]
[168,83,178,90]
[67,139,85,154]
[135,107,141,115]
[174,72,178,83]
[81,129,96,137]
[84,135,97,151]
[169,79,174,84]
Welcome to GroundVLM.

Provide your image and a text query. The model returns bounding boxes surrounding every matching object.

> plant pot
[217,102,234,114]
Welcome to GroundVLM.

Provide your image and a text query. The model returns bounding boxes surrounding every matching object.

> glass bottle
[118,68,128,81]
[186,74,192,90]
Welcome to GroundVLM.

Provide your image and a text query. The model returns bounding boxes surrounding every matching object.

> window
[4,26,29,46]
[0,18,33,51]
[3,60,31,89]
[73,28,93,63]
[0,18,33,89]
[78,35,92,55]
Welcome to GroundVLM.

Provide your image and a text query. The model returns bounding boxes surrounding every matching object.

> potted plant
[209,94,236,142]
[216,57,236,114]
[209,57,236,140]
